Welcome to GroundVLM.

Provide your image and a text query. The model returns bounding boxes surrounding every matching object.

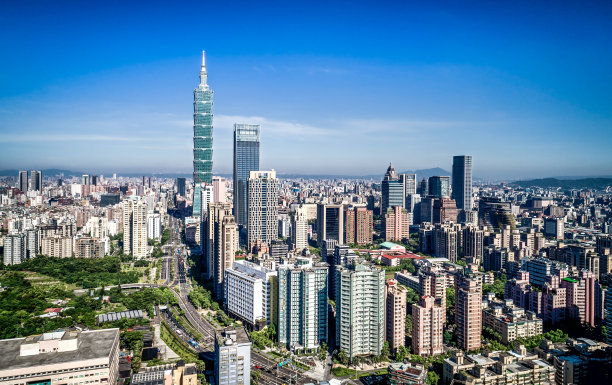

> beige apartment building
[412,296,444,356]
[385,279,407,351]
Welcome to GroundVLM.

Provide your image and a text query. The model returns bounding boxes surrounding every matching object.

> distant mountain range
[510,178,612,189]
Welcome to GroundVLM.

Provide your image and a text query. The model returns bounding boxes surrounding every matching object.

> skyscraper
[316,203,345,247]
[193,50,214,218]
[400,173,417,199]
[412,296,444,356]
[452,155,473,211]
[30,170,42,192]
[247,170,279,249]
[381,163,404,215]
[428,176,450,198]
[233,124,260,227]
[176,177,186,197]
[18,170,28,192]
[344,206,373,245]
[291,205,309,251]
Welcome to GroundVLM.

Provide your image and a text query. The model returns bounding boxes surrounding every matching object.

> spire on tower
[199,50,208,86]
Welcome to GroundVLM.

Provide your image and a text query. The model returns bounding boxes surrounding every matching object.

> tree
[334,349,349,366]
[427,371,440,385]
[446,287,455,308]
[381,340,391,360]
[394,345,408,362]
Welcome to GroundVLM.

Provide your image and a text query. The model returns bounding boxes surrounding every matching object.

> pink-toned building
[455,274,482,351]
[212,176,227,203]
[385,206,410,242]
[418,265,448,310]
[386,279,407,351]
[345,207,373,245]
[412,296,444,356]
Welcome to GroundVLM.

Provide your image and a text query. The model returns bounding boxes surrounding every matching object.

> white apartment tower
[122,199,148,258]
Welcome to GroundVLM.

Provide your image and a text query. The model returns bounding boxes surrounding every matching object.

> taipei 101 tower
[192,51,213,218]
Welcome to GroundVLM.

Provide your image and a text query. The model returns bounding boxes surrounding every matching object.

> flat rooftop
[0,328,119,372]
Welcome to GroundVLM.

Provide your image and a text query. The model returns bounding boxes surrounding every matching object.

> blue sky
[0,1,611,179]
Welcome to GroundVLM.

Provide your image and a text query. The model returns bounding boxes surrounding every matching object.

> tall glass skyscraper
[452,155,473,211]
[381,163,404,215]
[233,124,260,227]
[193,50,214,218]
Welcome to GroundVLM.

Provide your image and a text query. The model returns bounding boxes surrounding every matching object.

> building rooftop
[0,328,119,371]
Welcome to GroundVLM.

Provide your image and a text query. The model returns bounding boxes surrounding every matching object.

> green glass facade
[193,51,213,218]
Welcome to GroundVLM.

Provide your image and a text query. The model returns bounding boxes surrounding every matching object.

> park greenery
[482,273,507,299]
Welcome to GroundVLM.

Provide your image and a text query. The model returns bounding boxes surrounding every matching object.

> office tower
[18,170,28,192]
[406,193,422,224]
[147,212,161,240]
[412,296,444,356]
[384,206,410,242]
[456,273,482,351]
[452,155,473,211]
[386,279,407,351]
[247,170,279,248]
[142,175,145,186]
[278,261,329,352]
[204,202,238,300]
[176,177,186,197]
[420,196,435,224]
[462,224,485,260]
[428,176,450,198]
[30,170,42,192]
[291,205,309,251]
[213,176,227,203]
[417,178,428,196]
[25,229,38,259]
[122,199,148,258]
[432,198,458,224]
[225,260,277,329]
[544,217,565,240]
[316,203,345,247]
[193,50,214,218]
[336,263,385,360]
[0,329,120,384]
[400,173,417,197]
[233,124,260,227]
[82,174,90,185]
[433,222,460,262]
[3,233,26,265]
[214,328,251,385]
[345,206,373,245]
[381,163,404,216]
[91,175,98,186]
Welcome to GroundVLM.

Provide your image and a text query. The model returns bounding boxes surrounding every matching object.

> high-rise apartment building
[428,176,450,198]
[233,124,260,227]
[30,170,42,192]
[462,224,485,260]
[214,328,251,385]
[41,236,73,258]
[247,170,279,248]
[291,205,309,251]
[336,263,385,359]
[195,184,213,219]
[278,261,329,352]
[385,206,410,242]
[455,273,482,351]
[386,279,407,351]
[433,222,460,262]
[3,233,26,265]
[122,199,148,258]
[381,163,404,216]
[193,51,214,218]
[18,170,28,192]
[432,198,458,224]
[147,212,162,240]
[451,155,473,211]
[345,206,373,245]
[316,203,345,247]
[75,237,105,258]
[204,202,238,300]
[412,296,444,356]
[400,173,417,197]
[418,265,447,309]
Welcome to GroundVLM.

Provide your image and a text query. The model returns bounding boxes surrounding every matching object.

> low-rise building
[482,295,543,344]
[0,329,120,385]
[214,328,251,385]
[388,362,427,385]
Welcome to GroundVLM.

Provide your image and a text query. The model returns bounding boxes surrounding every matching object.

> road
[160,214,315,384]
